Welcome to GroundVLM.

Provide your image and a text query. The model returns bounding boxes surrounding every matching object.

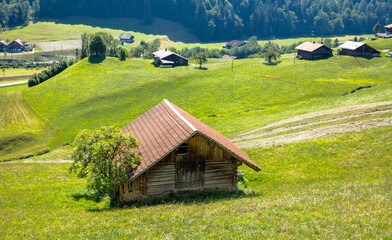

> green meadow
[0,35,392,238]
[1,127,391,239]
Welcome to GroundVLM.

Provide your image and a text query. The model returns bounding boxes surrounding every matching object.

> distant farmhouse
[295,41,333,60]
[384,24,392,38]
[119,33,134,43]
[0,41,7,52]
[221,54,237,60]
[119,99,261,202]
[338,41,380,57]
[5,39,28,53]
[222,40,246,49]
[153,49,188,68]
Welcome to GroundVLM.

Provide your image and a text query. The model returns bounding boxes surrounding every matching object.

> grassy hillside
[22,55,392,148]
[0,17,198,47]
[1,126,391,238]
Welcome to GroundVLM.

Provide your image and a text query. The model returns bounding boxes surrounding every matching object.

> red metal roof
[295,41,331,52]
[122,99,261,179]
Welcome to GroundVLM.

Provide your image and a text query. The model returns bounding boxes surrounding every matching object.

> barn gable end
[119,99,260,202]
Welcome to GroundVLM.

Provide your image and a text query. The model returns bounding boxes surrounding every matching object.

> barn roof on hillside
[295,41,331,52]
[338,41,365,50]
[224,40,246,47]
[0,41,8,46]
[122,99,261,179]
[153,49,187,60]
[119,33,134,40]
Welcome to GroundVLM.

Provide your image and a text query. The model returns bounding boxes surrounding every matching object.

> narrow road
[0,81,28,87]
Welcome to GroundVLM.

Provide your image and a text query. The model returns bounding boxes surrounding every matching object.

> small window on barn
[177,143,189,154]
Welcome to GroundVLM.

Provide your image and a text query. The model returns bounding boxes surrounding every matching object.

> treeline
[175,37,299,59]
[0,0,39,28]
[2,0,392,41]
[28,60,75,87]
[37,0,392,41]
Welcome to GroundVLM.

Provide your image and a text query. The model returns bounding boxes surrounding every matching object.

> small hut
[119,99,261,202]
[222,40,246,49]
[384,24,392,38]
[119,33,134,43]
[295,42,333,60]
[153,49,188,68]
[338,41,380,57]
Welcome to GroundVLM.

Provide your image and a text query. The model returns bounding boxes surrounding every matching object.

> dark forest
[1,0,391,41]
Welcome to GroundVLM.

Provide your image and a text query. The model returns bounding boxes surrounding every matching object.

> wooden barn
[338,41,380,57]
[384,24,392,38]
[119,99,261,202]
[295,42,333,60]
[119,33,134,43]
[153,49,188,68]
[6,39,27,52]
[222,40,246,49]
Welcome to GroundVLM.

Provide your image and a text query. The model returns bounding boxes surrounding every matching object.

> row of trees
[28,60,75,87]
[33,0,392,41]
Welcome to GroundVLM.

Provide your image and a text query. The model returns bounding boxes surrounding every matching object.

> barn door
[176,153,205,189]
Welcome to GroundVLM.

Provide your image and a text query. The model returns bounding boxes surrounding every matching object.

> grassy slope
[0,17,198,48]
[0,127,391,239]
[22,54,392,147]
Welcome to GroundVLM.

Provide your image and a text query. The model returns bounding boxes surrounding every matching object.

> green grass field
[0,41,392,238]
[0,17,197,48]
[19,54,392,149]
[1,127,391,239]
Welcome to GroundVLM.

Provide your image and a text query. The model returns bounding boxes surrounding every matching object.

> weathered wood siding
[120,134,240,202]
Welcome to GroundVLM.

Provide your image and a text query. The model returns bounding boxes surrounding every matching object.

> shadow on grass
[262,60,282,66]
[86,189,261,212]
[88,55,106,64]
[195,67,208,70]
[72,192,104,203]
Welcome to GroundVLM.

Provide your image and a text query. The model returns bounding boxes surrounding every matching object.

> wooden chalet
[119,33,134,43]
[338,41,380,57]
[0,41,8,52]
[153,49,188,68]
[6,39,27,52]
[222,40,246,49]
[295,41,333,60]
[384,24,392,38]
[119,99,261,202]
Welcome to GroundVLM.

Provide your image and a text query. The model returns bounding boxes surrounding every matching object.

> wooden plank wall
[120,134,240,202]
[145,153,175,195]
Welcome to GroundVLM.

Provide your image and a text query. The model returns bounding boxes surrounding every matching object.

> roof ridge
[163,99,197,132]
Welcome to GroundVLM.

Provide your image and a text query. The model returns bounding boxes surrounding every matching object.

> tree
[70,126,141,205]
[194,52,207,68]
[264,48,280,64]
[119,48,127,61]
[89,35,106,56]
[373,21,381,36]
[81,33,89,59]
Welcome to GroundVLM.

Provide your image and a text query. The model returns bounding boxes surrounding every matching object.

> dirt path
[236,117,392,148]
[238,100,392,137]
[0,81,28,88]
[232,108,392,142]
